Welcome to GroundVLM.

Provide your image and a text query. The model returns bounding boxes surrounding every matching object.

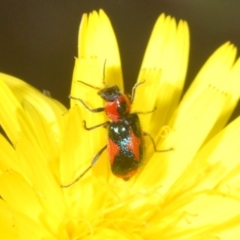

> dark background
[0,0,240,117]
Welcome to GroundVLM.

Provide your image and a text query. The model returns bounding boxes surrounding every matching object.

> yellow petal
[0,200,18,240]
[59,106,109,203]
[167,115,240,201]
[146,192,240,239]
[179,43,240,140]
[137,14,189,132]
[136,43,240,193]
[72,9,123,102]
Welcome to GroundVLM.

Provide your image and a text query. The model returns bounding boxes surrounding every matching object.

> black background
[0,0,240,118]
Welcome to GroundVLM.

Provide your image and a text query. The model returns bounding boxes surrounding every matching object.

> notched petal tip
[73,9,123,102]
[136,14,190,134]
[79,9,121,69]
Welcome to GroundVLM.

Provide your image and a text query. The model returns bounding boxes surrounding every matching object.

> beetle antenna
[77,81,102,90]
[102,59,107,87]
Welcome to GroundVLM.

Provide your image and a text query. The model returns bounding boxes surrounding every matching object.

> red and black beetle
[62,79,170,187]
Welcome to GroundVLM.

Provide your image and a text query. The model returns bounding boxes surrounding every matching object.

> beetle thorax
[105,95,131,121]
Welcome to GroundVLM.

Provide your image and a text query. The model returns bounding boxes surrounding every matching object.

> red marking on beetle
[127,130,142,161]
[115,169,138,180]
[107,139,120,164]
[105,95,131,121]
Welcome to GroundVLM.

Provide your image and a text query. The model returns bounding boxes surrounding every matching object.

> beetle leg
[134,106,157,115]
[61,145,107,188]
[131,80,146,104]
[143,132,173,152]
[83,120,109,130]
[69,95,104,112]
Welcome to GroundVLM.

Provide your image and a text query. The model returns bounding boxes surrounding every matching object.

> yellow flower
[1,8,240,239]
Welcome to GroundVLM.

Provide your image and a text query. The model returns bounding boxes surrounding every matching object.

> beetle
[61,80,170,187]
